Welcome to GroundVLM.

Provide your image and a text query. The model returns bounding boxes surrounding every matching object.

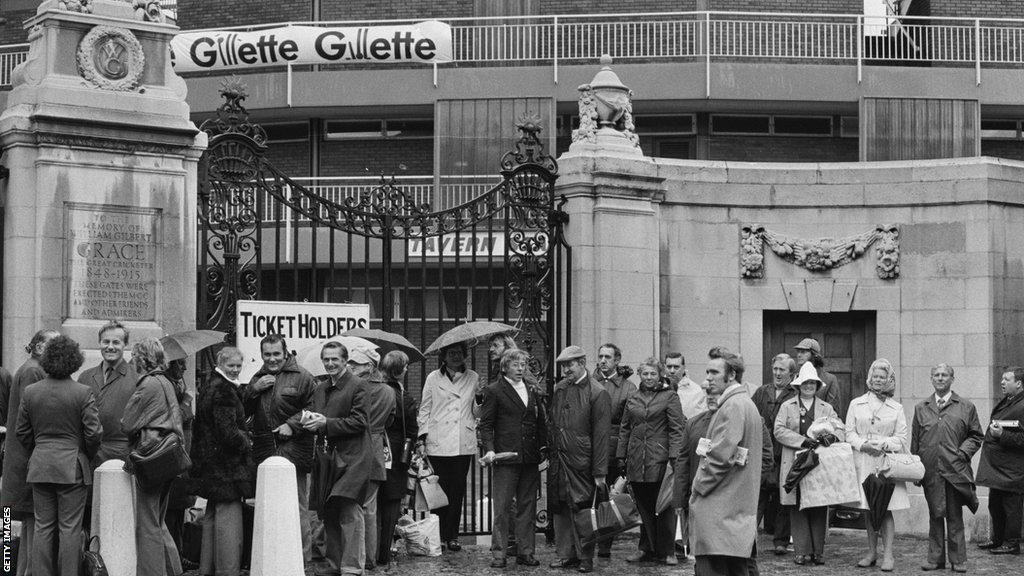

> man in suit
[479,348,548,568]
[78,321,140,466]
[911,364,984,572]
[689,351,763,576]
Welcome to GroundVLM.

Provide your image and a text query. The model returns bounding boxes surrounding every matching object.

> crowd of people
[0,325,1023,576]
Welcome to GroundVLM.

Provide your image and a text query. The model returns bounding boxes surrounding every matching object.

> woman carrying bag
[121,337,190,576]
[846,358,910,572]
[616,357,684,565]
[774,362,844,566]
[377,350,418,567]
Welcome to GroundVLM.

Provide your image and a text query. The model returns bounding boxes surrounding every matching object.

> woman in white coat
[416,342,481,551]
[845,358,909,572]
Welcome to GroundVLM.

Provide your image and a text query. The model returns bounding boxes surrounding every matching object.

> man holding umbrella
[548,345,611,574]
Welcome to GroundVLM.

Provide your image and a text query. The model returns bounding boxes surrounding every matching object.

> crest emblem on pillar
[77,25,145,91]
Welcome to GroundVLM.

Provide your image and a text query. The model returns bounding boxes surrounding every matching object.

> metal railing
[4,11,1024,88]
[0,45,28,87]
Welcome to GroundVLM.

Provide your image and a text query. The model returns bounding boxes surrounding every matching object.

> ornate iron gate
[197,82,571,535]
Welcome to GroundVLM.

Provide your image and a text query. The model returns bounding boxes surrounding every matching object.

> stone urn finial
[570,54,641,155]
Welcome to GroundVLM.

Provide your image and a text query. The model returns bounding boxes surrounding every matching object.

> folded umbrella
[861,473,896,532]
[295,336,378,377]
[341,328,424,363]
[783,448,820,494]
[424,321,518,356]
[160,330,227,362]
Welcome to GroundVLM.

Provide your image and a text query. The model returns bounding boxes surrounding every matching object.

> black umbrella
[861,473,896,531]
[784,448,820,494]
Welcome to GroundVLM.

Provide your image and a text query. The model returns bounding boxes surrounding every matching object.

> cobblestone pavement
[200,530,1023,576]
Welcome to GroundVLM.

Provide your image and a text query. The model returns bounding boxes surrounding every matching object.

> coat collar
[717,382,748,407]
[993,389,1024,415]
[852,392,901,411]
[924,390,962,412]
[501,377,529,410]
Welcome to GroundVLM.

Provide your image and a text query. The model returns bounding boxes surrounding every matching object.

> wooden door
[762,311,877,419]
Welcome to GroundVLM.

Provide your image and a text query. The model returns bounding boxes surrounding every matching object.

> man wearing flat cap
[793,339,845,420]
[548,345,612,574]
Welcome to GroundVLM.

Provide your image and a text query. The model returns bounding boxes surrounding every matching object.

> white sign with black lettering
[236,300,370,383]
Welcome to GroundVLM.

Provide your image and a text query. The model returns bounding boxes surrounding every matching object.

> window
[711,115,771,135]
[634,114,696,136]
[384,119,433,139]
[264,122,310,143]
[654,139,691,160]
[773,116,832,136]
[711,115,839,137]
[323,119,384,140]
[981,119,1019,140]
[840,116,859,138]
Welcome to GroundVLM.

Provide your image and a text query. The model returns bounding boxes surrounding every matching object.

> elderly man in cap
[793,339,844,420]
[911,364,984,572]
[548,345,612,573]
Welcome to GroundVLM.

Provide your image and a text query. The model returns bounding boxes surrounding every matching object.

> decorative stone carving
[571,55,639,148]
[59,0,93,13]
[77,25,145,91]
[740,224,900,280]
[133,0,165,23]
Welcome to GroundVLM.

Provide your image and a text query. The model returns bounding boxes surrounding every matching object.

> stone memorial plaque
[65,204,160,321]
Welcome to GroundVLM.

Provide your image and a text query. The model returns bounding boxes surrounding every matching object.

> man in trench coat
[976,366,1024,556]
[547,346,612,574]
[689,351,763,576]
[911,364,984,572]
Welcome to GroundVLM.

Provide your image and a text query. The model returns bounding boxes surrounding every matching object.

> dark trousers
[631,481,677,557]
[694,555,751,576]
[988,488,1023,546]
[376,498,403,565]
[927,480,967,565]
[31,482,87,576]
[135,478,183,576]
[429,455,472,542]
[552,501,595,561]
[491,464,540,558]
[758,483,791,546]
[597,463,625,555]
[789,506,827,556]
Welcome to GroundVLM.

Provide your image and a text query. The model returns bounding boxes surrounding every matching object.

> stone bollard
[251,456,304,576]
[91,459,137,576]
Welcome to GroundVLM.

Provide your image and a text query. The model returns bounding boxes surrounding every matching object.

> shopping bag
[397,513,443,556]
[799,442,863,510]
[656,464,675,514]
[572,487,642,546]
[415,474,449,511]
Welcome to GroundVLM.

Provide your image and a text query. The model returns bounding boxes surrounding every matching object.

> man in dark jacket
[592,343,636,559]
[548,345,611,574]
[751,353,797,555]
[911,364,984,572]
[242,334,317,565]
[976,366,1024,556]
[479,349,548,568]
[793,339,844,419]
[78,321,140,466]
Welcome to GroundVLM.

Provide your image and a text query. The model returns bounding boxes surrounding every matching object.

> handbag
[416,474,449,510]
[572,486,642,546]
[656,463,675,514]
[80,535,108,576]
[879,452,925,483]
[129,375,192,489]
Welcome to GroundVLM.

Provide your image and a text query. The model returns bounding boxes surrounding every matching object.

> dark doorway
[762,310,877,418]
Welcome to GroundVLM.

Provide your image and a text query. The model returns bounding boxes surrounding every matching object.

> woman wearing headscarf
[121,337,187,576]
[616,357,684,565]
[376,350,417,566]
[774,362,844,566]
[846,358,909,572]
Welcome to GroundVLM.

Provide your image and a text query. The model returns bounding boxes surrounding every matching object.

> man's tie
[937,398,946,409]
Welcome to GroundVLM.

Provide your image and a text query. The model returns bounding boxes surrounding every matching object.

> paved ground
[202,530,1022,576]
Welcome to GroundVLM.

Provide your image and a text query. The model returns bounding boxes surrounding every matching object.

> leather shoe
[989,544,1020,555]
[812,555,825,566]
[550,558,581,569]
[794,555,808,566]
[626,551,656,563]
[596,552,611,559]
[920,563,945,571]
[950,564,967,573]
[774,545,789,555]
[491,558,507,568]
[577,560,594,573]
[516,555,540,567]
[977,541,1001,550]
[446,539,462,552]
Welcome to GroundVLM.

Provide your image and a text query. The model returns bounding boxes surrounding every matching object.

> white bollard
[91,459,137,576]
[251,456,304,576]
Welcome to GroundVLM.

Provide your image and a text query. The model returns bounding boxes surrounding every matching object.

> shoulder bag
[129,375,192,489]
[879,452,925,483]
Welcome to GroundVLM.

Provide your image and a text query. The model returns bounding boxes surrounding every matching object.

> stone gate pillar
[0,0,205,364]
[555,56,665,368]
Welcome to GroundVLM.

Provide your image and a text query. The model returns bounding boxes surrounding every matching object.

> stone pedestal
[0,0,205,364]
[91,459,137,576]
[251,456,304,576]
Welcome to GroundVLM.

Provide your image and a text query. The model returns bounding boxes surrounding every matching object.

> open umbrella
[295,336,378,377]
[341,328,424,363]
[861,473,896,531]
[424,321,518,356]
[160,330,227,362]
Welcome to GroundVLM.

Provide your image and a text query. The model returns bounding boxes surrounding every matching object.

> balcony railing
[3,11,1024,88]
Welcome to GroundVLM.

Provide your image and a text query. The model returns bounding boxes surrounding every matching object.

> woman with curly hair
[617,357,685,565]
[16,335,102,576]
[121,337,186,576]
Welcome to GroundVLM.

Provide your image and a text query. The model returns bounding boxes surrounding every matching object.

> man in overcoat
[591,343,635,559]
[751,353,797,554]
[548,345,611,574]
[976,366,1024,556]
[689,351,763,576]
[303,341,373,576]
[78,321,140,466]
[911,364,984,572]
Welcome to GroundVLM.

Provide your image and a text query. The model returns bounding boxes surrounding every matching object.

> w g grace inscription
[66,205,160,321]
